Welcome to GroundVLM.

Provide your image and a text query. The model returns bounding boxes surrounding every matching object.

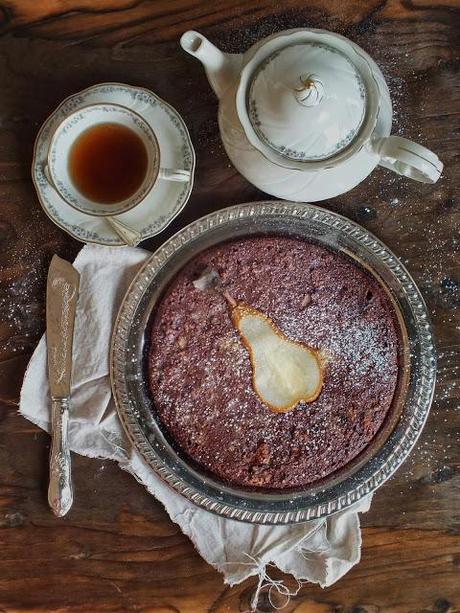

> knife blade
[46,254,80,517]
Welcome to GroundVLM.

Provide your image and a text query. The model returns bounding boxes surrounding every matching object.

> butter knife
[46,255,80,517]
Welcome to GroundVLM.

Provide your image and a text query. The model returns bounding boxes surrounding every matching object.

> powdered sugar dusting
[148,237,400,489]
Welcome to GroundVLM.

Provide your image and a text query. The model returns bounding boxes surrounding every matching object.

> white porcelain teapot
[180,28,443,202]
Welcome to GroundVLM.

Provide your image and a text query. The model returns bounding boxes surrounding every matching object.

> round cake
[147,236,400,489]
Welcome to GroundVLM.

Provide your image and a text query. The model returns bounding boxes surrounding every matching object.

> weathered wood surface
[0,0,459,611]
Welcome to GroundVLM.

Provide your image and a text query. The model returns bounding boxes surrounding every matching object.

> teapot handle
[373,136,443,184]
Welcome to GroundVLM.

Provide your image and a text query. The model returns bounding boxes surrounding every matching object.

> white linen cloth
[20,244,371,608]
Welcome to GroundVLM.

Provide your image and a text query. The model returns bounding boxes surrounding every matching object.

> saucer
[32,83,195,245]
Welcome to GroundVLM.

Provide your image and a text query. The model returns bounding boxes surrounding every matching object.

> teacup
[45,103,190,217]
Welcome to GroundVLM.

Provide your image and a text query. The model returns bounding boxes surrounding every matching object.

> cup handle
[158,168,190,182]
[373,136,443,184]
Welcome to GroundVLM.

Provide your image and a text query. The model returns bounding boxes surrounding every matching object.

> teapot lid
[247,42,366,162]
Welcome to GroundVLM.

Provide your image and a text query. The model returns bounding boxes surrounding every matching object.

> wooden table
[1,1,459,611]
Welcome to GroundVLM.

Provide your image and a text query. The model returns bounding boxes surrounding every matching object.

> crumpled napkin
[20,244,371,606]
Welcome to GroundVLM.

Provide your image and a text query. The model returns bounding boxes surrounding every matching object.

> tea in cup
[45,103,190,217]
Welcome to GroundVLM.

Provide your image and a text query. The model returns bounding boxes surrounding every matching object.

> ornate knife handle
[48,397,73,517]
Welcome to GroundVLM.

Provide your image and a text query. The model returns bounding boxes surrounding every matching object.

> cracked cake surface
[147,236,400,489]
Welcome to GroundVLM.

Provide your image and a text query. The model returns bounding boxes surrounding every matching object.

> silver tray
[110,201,436,524]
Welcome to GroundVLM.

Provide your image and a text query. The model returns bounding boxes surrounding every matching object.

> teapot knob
[294,74,324,107]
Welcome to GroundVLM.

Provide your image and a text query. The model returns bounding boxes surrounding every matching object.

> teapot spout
[180,31,241,99]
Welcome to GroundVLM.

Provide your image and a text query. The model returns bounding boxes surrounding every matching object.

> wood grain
[0,0,459,611]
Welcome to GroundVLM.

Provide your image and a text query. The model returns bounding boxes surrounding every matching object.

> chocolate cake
[147,236,400,489]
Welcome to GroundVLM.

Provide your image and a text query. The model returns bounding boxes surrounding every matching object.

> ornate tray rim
[110,201,436,524]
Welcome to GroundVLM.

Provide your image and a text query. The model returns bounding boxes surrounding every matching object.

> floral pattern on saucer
[32,83,196,245]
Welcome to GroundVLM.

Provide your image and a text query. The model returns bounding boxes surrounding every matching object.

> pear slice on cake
[229,301,323,413]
